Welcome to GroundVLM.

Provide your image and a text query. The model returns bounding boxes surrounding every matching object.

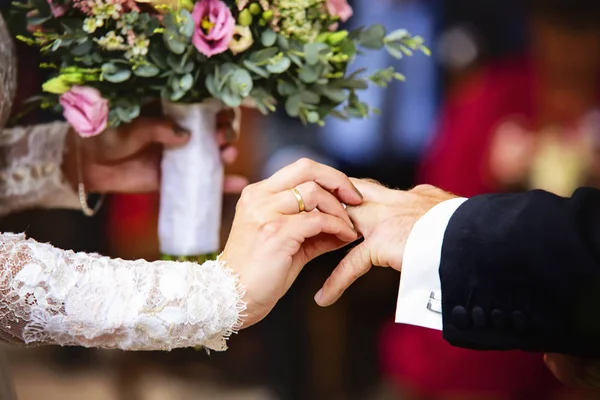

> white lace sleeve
[0,122,80,216]
[0,233,245,351]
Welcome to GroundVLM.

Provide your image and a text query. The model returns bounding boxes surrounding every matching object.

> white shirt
[395,197,468,330]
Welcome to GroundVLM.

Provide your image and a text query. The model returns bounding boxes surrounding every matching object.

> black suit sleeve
[440,188,600,357]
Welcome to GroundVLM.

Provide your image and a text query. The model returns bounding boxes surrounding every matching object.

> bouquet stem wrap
[159,100,224,260]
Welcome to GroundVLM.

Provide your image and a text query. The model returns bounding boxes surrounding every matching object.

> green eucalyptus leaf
[145,18,161,36]
[322,87,347,103]
[221,88,243,107]
[150,50,168,69]
[164,33,187,54]
[261,29,278,47]
[250,47,279,63]
[28,15,51,26]
[178,9,195,38]
[277,81,298,96]
[277,35,289,50]
[329,109,349,120]
[338,39,356,58]
[330,78,368,90]
[205,74,218,97]
[167,53,183,73]
[71,40,93,56]
[180,73,194,91]
[304,42,329,65]
[134,63,161,77]
[384,29,409,42]
[285,94,301,117]
[298,64,321,84]
[243,60,270,78]
[348,68,367,80]
[384,43,403,59]
[163,12,178,32]
[300,90,320,104]
[102,64,131,83]
[182,60,195,73]
[51,39,61,51]
[266,56,291,74]
[170,89,186,101]
[358,24,386,49]
[288,53,303,67]
[229,69,253,96]
[61,19,83,31]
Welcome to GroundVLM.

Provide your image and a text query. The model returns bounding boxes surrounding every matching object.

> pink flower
[326,0,353,22]
[191,0,235,58]
[48,0,68,17]
[60,86,109,138]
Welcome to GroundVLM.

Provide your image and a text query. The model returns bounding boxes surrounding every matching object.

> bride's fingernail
[314,289,323,303]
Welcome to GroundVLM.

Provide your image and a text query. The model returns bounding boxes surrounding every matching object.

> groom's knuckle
[295,158,314,174]
[412,184,435,193]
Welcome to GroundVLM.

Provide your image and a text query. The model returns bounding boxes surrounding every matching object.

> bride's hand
[221,158,363,328]
[62,110,248,194]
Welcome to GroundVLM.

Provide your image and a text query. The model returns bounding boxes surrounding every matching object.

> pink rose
[326,0,353,22]
[48,0,68,17]
[191,0,235,58]
[60,86,109,138]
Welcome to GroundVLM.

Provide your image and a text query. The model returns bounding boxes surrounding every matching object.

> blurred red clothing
[381,56,576,398]
[420,56,538,197]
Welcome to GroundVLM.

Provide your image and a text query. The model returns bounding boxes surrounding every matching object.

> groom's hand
[315,180,455,307]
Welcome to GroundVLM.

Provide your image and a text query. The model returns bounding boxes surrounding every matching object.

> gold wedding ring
[291,187,305,213]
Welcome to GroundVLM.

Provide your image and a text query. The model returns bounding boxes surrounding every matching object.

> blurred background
[4,0,600,398]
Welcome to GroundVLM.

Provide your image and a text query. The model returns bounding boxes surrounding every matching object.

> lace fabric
[0,122,80,216]
[0,233,245,351]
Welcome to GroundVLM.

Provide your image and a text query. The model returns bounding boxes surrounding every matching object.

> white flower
[228,25,254,55]
[83,18,98,33]
[96,31,127,51]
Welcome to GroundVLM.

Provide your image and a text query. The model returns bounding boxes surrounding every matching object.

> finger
[315,241,372,307]
[220,145,238,165]
[349,178,390,202]
[298,235,349,265]
[286,211,357,244]
[286,234,349,291]
[223,175,248,194]
[274,181,353,228]
[124,117,190,148]
[85,150,161,193]
[266,158,363,206]
[217,108,240,143]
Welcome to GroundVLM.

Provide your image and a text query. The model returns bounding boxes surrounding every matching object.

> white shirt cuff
[394,197,468,330]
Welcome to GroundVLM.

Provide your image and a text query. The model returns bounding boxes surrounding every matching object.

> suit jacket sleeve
[440,188,600,357]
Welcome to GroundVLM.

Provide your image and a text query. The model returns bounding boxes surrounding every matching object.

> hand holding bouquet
[12,0,428,259]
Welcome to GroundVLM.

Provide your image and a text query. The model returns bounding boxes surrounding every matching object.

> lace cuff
[0,122,80,216]
[0,233,246,351]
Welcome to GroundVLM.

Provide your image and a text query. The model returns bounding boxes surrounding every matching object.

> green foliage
[15,0,430,127]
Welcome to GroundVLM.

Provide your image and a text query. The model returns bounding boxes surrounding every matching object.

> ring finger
[274,181,353,228]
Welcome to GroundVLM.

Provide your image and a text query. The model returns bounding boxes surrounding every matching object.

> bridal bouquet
[13,0,428,260]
